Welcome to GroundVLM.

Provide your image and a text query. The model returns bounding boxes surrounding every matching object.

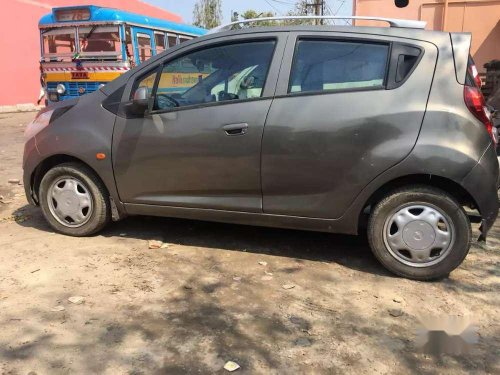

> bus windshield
[41,25,122,61]
[42,27,77,59]
[78,26,121,57]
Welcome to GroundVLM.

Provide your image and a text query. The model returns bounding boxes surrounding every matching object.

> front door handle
[222,123,248,136]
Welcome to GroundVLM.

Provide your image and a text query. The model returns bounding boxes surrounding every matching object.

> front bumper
[22,136,41,206]
[462,143,500,240]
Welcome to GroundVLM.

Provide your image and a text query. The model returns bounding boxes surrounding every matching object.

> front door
[132,27,154,64]
[112,36,285,212]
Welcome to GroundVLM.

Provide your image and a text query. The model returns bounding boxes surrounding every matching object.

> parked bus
[39,5,206,104]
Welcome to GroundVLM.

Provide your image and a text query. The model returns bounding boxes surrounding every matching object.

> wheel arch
[30,154,109,205]
[358,174,479,231]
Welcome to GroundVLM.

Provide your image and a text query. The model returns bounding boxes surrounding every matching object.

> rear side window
[289,39,389,93]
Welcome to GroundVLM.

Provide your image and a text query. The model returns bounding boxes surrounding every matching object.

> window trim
[285,36,392,98]
[147,38,279,115]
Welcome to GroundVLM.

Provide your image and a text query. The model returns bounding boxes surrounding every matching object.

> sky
[143,0,353,24]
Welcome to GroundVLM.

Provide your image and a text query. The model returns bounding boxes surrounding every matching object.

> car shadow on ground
[13,204,394,278]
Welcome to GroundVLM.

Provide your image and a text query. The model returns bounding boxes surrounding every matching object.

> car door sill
[123,203,357,235]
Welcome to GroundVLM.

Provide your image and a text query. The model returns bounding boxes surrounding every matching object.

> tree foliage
[285,0,312,25]
[287,0,309,16]
[193,0,222,29]
[240,10,275,20]
[239,10,275,27]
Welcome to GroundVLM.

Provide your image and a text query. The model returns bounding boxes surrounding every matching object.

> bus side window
[179,36,191,44]
[125,26,135,65]
[155,32,166,54]
[137,33,153,62]
[167,34,178,48]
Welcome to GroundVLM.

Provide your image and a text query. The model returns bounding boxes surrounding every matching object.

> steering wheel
[156,94,180,110]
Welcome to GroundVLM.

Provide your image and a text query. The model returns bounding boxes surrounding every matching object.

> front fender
[26,91,124,217]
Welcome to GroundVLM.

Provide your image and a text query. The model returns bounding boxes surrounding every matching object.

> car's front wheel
[39,162,110,236]
[368,186,471,280]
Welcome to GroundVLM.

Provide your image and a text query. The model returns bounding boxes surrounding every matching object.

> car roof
[205,24,449,41]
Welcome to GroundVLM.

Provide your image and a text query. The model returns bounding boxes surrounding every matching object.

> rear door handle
[222,123,248,136]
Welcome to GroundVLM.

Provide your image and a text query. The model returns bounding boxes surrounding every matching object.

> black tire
[39,162,111,236]
[368,185,471,281]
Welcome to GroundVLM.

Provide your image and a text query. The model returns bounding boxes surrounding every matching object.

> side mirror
[130,86,150,116]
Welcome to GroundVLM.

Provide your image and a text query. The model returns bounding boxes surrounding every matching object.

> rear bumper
[462,143,499,239]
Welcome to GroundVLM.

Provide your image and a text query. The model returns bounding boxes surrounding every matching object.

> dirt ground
[0,112,499,375]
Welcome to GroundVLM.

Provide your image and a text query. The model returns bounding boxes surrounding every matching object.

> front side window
[289,39,389,93]
[78,26,121,56]
[153,40,276,111]
[42,28,76,58]
[137,34,153,63]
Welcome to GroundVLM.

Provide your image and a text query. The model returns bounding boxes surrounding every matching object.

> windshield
[42,27,77,60]
[78,26,121,57]
[41,25,122,61]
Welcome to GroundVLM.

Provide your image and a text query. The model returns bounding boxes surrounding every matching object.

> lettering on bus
[170,74,204,86]
[54,9,91,22]
[71,71,90,79]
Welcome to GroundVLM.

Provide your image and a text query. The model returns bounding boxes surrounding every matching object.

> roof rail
[208,16,426,34]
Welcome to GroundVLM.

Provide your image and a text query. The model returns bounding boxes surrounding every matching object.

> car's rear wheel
[368,186,471,280]
[39,162,110,236]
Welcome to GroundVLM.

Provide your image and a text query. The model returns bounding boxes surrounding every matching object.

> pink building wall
[353,0,500,74]
[0,0,181,106]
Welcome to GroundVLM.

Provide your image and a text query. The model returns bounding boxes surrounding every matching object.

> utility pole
[305,0,324,25]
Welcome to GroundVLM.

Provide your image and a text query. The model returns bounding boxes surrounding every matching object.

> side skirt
[124,203,358,235]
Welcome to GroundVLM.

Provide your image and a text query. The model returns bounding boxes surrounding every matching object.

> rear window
[289,39,389,93]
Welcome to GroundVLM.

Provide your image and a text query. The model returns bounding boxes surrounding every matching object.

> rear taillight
[464,85,497,145]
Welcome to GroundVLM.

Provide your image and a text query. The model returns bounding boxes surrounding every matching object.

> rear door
[261,32,438,218]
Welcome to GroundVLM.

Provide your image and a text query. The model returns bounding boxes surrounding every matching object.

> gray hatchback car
[23,18,499,280]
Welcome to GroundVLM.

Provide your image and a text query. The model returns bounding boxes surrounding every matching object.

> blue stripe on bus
[39,5,206,36]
